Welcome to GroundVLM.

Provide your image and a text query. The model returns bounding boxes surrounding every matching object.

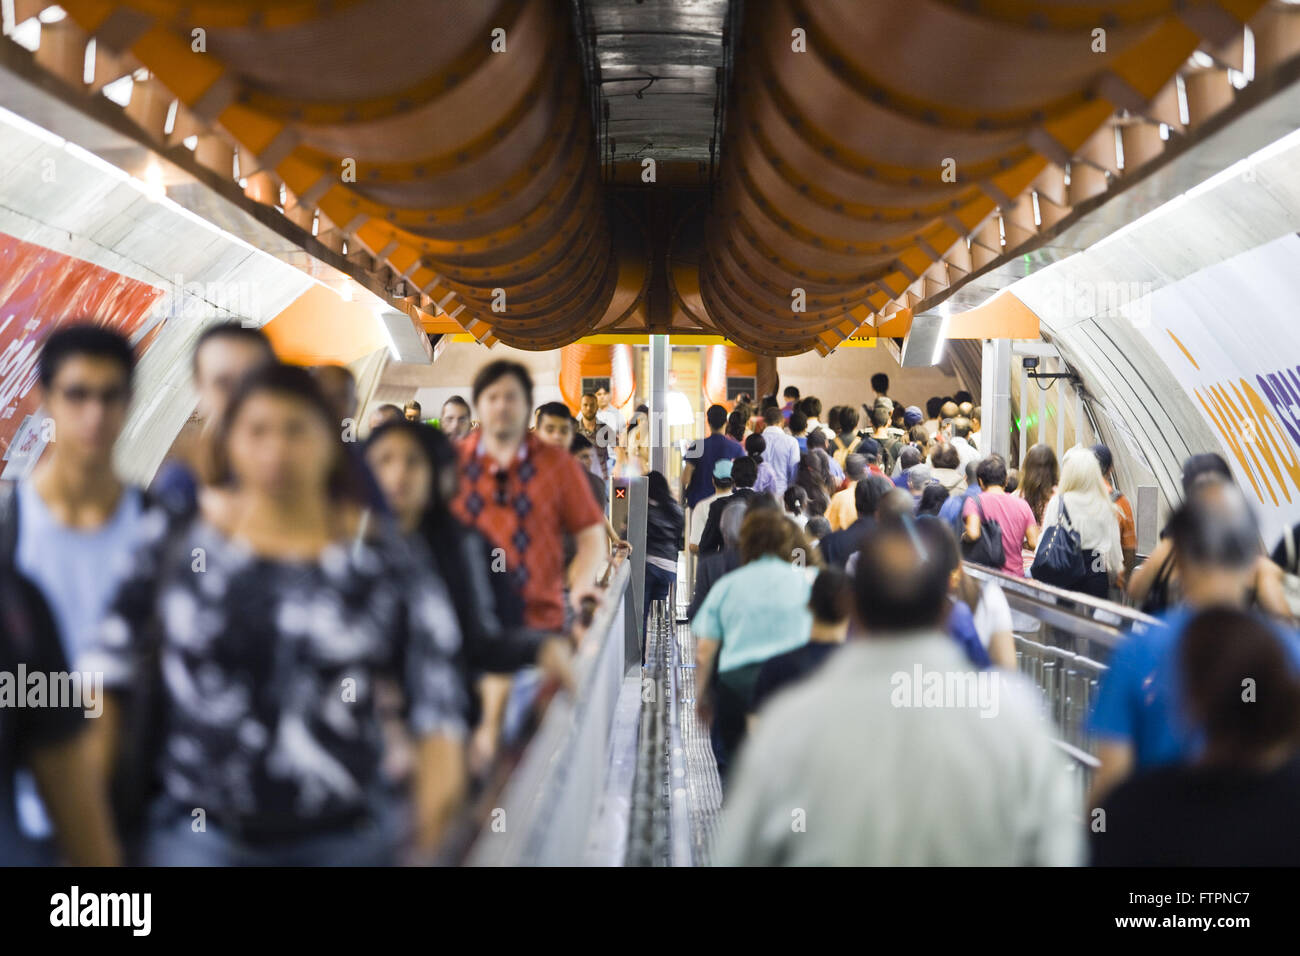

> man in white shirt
[716,517,1081,866]
[594,385,623,473]
[798,395,834,439]
[949,416,980,469]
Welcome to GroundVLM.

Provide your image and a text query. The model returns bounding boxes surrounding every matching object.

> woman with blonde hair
[1035,446,1124,599]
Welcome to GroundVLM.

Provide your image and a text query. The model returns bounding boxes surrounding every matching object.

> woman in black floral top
[83,364,466,865]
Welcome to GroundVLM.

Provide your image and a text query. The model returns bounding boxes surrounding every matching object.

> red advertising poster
[0,232,164,462]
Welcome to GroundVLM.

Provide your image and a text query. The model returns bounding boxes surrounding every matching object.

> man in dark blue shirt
[680,404,743,511]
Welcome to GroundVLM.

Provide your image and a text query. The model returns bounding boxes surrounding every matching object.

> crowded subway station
[3,0,1300,932]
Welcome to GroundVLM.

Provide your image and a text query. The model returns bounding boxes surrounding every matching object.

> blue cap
[904,405,924,427]
[713,458,734,480]
[859,437,881,459]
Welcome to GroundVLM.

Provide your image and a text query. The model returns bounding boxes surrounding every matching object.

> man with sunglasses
[0,323,144,862]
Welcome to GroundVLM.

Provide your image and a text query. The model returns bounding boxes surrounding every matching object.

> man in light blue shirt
[1,325,145,856]
[1088,477,1300,805]
[759,406,800,487]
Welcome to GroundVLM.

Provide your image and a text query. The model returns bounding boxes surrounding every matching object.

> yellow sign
[840,335,878,348]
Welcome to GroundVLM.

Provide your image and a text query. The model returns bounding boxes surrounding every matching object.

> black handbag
[961,495,1006,570]
[1031,496,1087,588]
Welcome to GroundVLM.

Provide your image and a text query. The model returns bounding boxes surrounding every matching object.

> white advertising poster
[1132,232,1300,547]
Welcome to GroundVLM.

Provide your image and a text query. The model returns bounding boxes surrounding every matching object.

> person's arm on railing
[568,523,608,617]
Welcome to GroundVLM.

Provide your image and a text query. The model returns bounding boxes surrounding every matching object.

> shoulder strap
[1108,488,1122,503]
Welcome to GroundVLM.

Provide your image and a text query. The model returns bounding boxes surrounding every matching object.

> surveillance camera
[1022,356,1040,370]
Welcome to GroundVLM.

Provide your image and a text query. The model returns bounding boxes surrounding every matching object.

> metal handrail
[465,554,633,866]
[961,562,1158,788]
[962,562,1160,650]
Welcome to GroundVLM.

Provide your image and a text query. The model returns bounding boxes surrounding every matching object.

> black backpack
[961,495,1006,570]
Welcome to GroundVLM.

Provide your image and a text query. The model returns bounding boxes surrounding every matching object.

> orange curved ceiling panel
[54,0,1278,357]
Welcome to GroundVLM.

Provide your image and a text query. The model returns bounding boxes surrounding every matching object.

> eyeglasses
[52,384,130,407]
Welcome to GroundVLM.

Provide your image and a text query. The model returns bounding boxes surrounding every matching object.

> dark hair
[192,321,273,375]
[899,445,923,471]
[908,424,929,445]
[806,515,831,539]
[762,406,783,427]
[706,403,728,430]
[647,469,673,504]
[731,455,759,488]
[1004,470,1019,494]
[571,432,593,453]
[891,404,905,424]
[472,360,533,407]
[580,391,597,401]
[404,399,422,414]
[932,444,960,470]
[839,406,859,432]
[367,417,459,518]
[871,373,889,394]
[917,483,949,517]
[783,484,808,516]
[726,409,747,442]
[925,397,944,419]
[740,507,814,566]
[799,396,822,419]
[1020,444,1059,525]
[1092,442,1114,475]
[964,460,980,484]
[1182,607,1300,765]
[760,395,780,413]
[871,406,890,428]
[535,401,573,424]
[39,323,135,389]
[954,390,973,405]
[809,566,852,623]
[1181,453,1232,493]
[976,454,1008,489]
[744,432,766,464]
[788,409,808,434]
[628,403,649,435]
[844,453,868,481]
[214,363,359,501]
[853,517,956,632]
[442,395,470,414]
[783,385,800,400]
[855,473,893,517]
[806,428,827,451]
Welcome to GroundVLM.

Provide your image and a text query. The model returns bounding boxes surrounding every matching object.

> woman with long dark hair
[85,364,467,864]
[1018,443,1059,527]
[644,470,684,623]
